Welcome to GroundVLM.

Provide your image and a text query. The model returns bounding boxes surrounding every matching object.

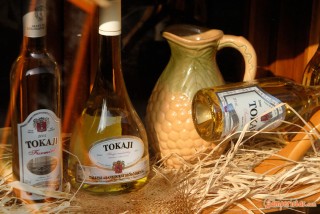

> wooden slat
[304,0,320,65]
[62,0,97,133]
[248,0,314,83]
[67,0,96,13]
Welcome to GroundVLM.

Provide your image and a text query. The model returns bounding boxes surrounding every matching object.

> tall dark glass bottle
[68,0,150,194]
[10,0,63,201]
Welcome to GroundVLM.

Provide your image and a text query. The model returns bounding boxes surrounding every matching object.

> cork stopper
[99,0,121,36]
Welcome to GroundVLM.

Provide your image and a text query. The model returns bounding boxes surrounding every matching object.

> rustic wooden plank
[62,0,97,133]
[248,0,313,82]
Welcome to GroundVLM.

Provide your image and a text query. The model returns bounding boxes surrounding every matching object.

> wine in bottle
[10,0,63,201]
[68,0,150,194]
[302,45,320,86]
[192,77,320,142]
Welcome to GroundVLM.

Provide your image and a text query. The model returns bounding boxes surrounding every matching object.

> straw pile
[0,104,320,213]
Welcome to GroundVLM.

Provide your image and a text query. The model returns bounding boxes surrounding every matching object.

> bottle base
[69,176,148,195]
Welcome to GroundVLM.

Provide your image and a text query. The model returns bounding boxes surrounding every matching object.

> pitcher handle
[218,35,257,81]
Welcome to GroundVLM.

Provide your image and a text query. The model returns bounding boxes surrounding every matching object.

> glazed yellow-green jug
[146,24,257,168]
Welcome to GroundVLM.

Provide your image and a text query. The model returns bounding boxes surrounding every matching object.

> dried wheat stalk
[0,104,320,213]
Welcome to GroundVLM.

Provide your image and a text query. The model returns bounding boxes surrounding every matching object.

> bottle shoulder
[10,51,60,76]
[25,49,57,62]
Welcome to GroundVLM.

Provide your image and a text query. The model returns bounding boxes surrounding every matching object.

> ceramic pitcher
[146,24,257,168]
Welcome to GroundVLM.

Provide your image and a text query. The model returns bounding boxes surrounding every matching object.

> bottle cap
[99,0,121,36]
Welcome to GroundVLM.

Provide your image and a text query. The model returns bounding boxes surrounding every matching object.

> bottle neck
[95,34,123,91]
[23,37,47,52]
[22,0,47,52]
[94,0,122,91]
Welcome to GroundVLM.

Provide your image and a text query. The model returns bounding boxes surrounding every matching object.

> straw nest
[0,104,320,213]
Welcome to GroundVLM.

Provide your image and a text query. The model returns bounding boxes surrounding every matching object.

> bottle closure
[99,0,121,36]
[23,0,46,38]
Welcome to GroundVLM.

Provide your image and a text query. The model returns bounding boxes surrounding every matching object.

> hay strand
[0,103,320,213]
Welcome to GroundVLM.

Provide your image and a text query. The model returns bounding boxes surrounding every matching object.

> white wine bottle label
[76,136,148,184]
[23,0,46,38]
[217,85,286,138]
[17,109,62,200]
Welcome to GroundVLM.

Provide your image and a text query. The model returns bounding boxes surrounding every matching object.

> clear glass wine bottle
[192,77,320,142]
[10,0,63,202]
[68,0,150,194]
